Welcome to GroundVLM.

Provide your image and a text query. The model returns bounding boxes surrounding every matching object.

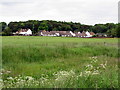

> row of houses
[13,29,107,37]
[38,30,95,37]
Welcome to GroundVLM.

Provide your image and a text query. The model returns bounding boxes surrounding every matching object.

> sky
[0,0,119,25]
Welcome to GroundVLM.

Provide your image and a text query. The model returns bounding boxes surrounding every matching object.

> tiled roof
[90,32,95,35]
[81,31,87,36]
[18,29,29,33]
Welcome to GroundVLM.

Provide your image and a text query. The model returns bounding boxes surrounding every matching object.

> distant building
[14,29,32,36]
[81,31,87,37]
[96,33,107,37]
[74,32,82,37]
[85,31,96,37]
[89,32,95,36]
[85,31,91,37]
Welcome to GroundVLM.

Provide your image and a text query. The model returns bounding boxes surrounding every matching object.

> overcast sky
[0,0,119,25]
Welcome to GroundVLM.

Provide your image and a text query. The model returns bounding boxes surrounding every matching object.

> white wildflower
[97,67,100,69]
[86,64,93,70]
[84,71,92,76]
[25,76,34,81]
[89,56,97,60]
[6,70,11,74]
[79,72,83,77]
[105,61,107,66]
[0,79,3,82]
[100,64,106,69]
[92,70,99,75]
[7,77,13,80]
[54,70,75,81]
[93,56,97,59]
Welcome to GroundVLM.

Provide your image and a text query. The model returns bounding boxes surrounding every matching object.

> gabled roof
[39,30,46,32]
[90,32,95,35]
[81,31,87,36]
[74,32,82,37]
[50,31,59,34]
[16,29,31,33]
[42,31,50,35]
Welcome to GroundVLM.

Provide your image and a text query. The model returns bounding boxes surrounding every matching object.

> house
[58,31,67,37]
[81,31,87,37]
[85,31,92,37]
[74,32,82,37]
[96,33,107,37]
[59,31,74,37]
[69,31,76,37]
[90,32,95,36]
[15,29,32,36]
[81,31,95,37]
[40,31,59,36]
[38,30,46,36]
[50,31,60,36]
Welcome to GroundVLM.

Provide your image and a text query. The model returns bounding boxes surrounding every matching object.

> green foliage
[92,35,97,37]
[8,22,20,32]
[38,21,48,31]
[91,24,107,33]
[116,23,120,37]
[3,27,12,36]
[0,22,7,31]
[107,28,117,37]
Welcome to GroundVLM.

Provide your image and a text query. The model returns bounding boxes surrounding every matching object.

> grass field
[1,36,119,88]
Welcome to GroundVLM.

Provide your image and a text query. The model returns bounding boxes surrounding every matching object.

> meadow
[1,36,119,88]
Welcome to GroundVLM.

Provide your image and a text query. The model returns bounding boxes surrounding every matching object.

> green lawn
[1,36,119,88]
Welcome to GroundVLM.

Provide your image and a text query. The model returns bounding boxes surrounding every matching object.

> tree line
[0,20,119,37]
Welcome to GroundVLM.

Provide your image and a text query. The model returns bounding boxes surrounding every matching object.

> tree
[105,23,116,29]
[38,21,48,31]
[93,24,107,33]
[8,22,20,32]
[0,22,7,31]
[53,27,58,31]
[19,22,25,29]
[116,23,120,37]
[3,27,12,36]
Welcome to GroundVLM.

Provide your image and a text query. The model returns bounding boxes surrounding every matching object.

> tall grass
[1,36,119,88]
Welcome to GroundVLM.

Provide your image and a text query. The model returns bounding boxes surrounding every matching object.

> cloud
[0,0,119,25]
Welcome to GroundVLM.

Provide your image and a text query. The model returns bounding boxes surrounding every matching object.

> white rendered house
[85,31,92,37]
[17,29,32,35]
